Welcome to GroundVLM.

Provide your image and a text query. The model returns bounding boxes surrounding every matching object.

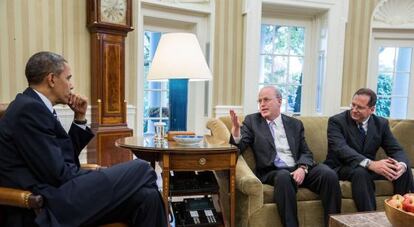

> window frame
[368,31,414,119]
[242,0,347,116]
[260,17,312,115]
[136,1,213,136]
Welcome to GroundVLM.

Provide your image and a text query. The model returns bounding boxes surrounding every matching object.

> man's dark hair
[25,51,67,85]
[353,88,377,107]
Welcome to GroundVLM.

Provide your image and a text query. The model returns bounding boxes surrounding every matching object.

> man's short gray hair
[260,85,282,99]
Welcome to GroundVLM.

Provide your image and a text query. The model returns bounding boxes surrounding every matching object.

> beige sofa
[205,116,414,227]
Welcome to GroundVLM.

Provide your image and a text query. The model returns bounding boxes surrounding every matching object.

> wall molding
[214,105,243,118]
[373,0,414,29]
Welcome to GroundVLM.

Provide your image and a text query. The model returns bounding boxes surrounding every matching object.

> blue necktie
[269,121,288,168]
[358,123,366,144]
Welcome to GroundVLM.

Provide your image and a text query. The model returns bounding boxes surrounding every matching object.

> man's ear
[46,73,55,88]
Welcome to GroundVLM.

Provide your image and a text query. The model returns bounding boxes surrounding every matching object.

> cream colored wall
[0,0,90,103]
[212,0,243,107]
[341,0,379,106]
[1,0,383,114]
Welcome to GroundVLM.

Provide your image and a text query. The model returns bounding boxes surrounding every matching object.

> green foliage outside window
[376,73,392,117]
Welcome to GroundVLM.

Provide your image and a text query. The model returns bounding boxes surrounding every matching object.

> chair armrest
[236,155,264,215]
[81,163,103,170]
[0,187,43,208]
[236,155,263,196]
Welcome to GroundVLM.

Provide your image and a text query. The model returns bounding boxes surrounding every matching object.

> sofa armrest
[0,187,43,208]
[236,155,263,214]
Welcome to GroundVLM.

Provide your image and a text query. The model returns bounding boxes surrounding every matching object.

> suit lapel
[23,87,67,133]
[282,115,296,155]
[363,117,375,153]
[260,117,276,152]
[345,111,366,151]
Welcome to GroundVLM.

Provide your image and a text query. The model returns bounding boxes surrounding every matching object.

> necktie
[52,109,58,119]
[269,121,288,168]
[358,123,366,143]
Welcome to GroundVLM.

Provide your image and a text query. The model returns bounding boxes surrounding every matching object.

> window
[369,35,414,119]
[243,1,346,116]
[143,31,169,135]
[259,22,306,114]
[376,47,412,118]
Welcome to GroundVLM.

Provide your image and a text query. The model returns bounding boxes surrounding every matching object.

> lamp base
[169,79,188,131]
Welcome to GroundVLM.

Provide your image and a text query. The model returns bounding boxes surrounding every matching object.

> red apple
[389,194,404,210]
[403,193,414,213]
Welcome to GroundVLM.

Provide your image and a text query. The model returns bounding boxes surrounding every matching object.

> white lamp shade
[147,33,212,81]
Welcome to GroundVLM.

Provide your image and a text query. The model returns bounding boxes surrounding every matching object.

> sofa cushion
[388,120,414,165]
[297,116,329,163]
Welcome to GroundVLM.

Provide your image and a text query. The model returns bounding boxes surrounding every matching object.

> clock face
[100,0,127,25]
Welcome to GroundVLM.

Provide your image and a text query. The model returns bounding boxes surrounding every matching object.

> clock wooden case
[86,0,134,166]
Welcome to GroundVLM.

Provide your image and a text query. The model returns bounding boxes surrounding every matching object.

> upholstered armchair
[0,104,127,227]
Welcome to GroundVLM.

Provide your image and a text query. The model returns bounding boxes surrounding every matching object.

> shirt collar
[32,89,54,114]
[360,116,370,127]
[266,114,283,126]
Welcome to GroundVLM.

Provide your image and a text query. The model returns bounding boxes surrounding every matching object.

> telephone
[170,171,219,194]
[171,197,222,226]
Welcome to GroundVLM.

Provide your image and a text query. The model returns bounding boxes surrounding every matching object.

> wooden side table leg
[230,166,235,227]
[162,154,170,223]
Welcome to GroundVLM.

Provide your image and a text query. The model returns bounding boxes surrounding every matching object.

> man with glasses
[325,88,414,211]
[229,86,341,227]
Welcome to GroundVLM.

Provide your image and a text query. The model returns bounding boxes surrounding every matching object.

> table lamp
[147,32,212,133]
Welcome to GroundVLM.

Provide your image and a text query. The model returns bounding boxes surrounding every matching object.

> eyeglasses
[257,97,275,104]
[349,103,370,111]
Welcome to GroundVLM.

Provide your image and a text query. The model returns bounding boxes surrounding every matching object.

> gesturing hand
[68,93,88,121]
[230,109,241,137]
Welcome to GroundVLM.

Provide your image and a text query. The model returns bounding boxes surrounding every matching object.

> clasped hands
[368,157,406,181]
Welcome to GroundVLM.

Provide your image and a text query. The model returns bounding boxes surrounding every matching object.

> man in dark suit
[325,88,413,211]
[229,86,341,227]
[0,51,167,227]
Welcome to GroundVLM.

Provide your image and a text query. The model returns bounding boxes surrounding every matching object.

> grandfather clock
[86,0,133,166]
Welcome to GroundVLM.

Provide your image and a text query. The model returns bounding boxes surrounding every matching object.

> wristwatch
[361,159,371,168]
[74,119,87,125]
[299,165,308,174]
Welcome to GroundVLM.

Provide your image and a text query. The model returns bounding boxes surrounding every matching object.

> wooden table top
[115,136,238,154]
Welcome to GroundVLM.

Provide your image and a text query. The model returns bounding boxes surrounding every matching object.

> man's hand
[368,158,400,181]
[230,109,241,138]
[291,167,306,185]
[68,94,88,121]
[387,157,406,180]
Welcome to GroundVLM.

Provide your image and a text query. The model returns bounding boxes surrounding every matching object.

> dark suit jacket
[230,113,314,182]
[0,88,112,226]
[324,110,410,170]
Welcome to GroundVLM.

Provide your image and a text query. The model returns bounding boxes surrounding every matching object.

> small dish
[173,135,203,145]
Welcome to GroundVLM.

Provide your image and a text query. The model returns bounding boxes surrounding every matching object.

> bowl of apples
[384,193,414,227]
